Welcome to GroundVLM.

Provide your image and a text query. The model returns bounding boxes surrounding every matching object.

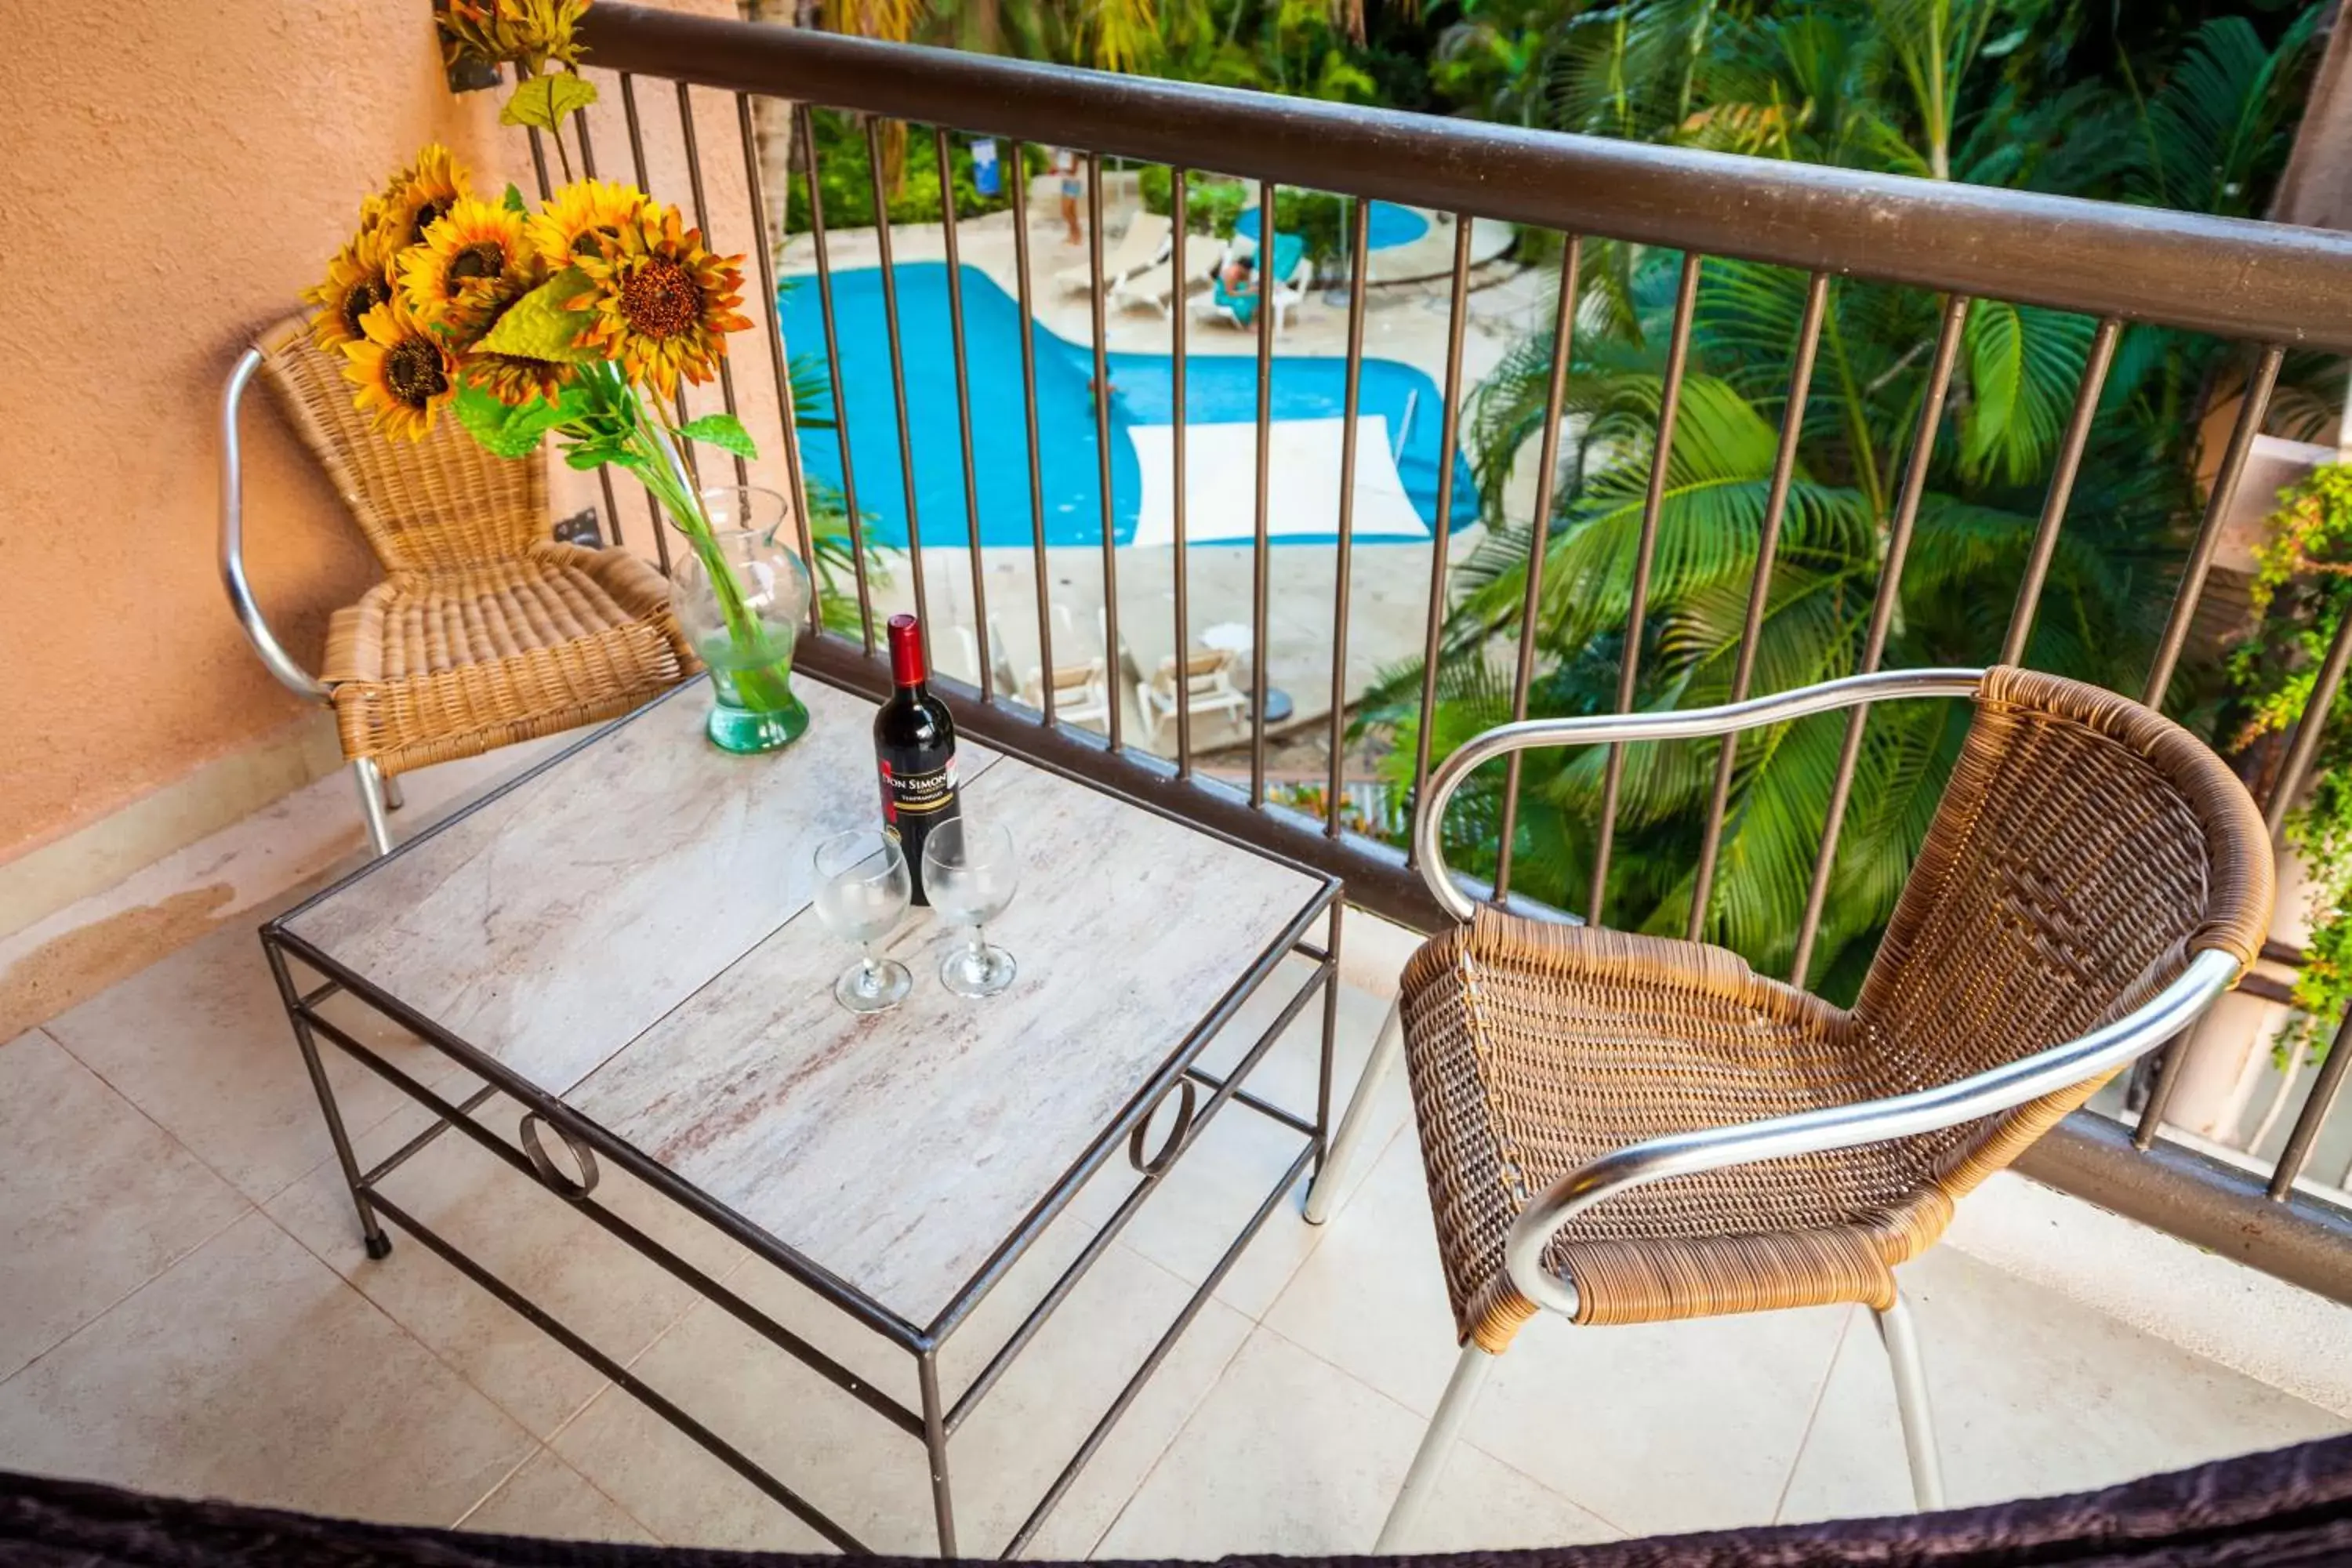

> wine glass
[921,819,1020,998]
[811,829,913,1013]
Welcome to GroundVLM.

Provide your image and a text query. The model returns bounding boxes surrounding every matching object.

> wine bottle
[873,612,960,906]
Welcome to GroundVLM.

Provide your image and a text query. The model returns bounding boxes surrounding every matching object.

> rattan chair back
[255,317,546,574]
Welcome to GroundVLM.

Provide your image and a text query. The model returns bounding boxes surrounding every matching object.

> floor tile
[1113,967,1400,1321]
[1096,1325,1613,1556]
[1465,1292,1855,1536]
[42,915,457,1204]
[0,1211,534,1526]
[553,1241,1250,1557]
[459,1448,655,1542]
[1777,1247,2347,1523]
[266,1093,742,1440]
[0,1029,249,1379]
[1262,1127,1460,1417]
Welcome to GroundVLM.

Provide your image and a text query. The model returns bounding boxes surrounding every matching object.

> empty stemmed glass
[921,819,1020,998]
[811,829,913,1013]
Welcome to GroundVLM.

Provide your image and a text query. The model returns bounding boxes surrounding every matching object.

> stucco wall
[0,0,782,866]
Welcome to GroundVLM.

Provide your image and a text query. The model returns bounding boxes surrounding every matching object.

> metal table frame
[261,695,1343,1559]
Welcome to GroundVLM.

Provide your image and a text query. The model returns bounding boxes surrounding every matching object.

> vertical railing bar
[2270,1005,2352,1200]
[735,92,819,627]
[795,105,875,652]
[1248,177,1278,808]
[866,117,932,666]
[527,126,554,199]
[1087,151,1123,751]
[1687,270,1831,940]
[1787,292,1973,985]
[2143,345,2286,710]
[935,126,992,702]
[1586,251,1704,927]
[1006,142,1056,724]
[1491,236,1584,896]
[2263,604,2352,839]
[616,73,674,574]
[1999,316,2121,667]
[1323,197,1374,839]
[674,82,751,492]
[1403,217,1477,870]
[1171,168,1193,775]
[567,111,630,553]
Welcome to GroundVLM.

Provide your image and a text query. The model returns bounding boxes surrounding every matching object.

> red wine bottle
[874,613,960,906]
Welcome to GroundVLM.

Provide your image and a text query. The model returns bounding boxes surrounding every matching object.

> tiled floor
[2,801,2347,1554]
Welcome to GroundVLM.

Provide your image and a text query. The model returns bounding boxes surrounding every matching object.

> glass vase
[670,487,811,754]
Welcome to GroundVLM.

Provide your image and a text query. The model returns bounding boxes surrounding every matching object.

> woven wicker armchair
[1308,665,2273,1548]
[220,316,695,855]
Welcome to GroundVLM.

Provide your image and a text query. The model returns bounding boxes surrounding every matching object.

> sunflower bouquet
[305,143,808,732]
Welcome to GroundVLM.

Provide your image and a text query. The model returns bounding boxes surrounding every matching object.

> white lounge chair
[1137,648,1248,746]
[1054,212,1171,296]
[1194,234,1313,332]
[1018,603,1114,729]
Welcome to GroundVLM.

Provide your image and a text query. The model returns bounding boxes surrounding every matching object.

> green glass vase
[670,487,811,754]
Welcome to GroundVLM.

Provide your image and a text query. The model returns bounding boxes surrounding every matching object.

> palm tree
[1370,1,2333,996]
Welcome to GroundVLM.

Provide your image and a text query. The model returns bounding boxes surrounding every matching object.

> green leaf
[677,413,759,460]
[503,182,529,214]
[564,439,637,471]
[453,382,571,459]
[477,269,601,362]
[499,71,598,133]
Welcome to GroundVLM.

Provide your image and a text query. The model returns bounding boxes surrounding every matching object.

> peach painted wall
[0,0,782,864]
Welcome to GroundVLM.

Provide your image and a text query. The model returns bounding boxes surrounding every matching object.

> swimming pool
[775,262,1478,551]
[1234,200,1430,251]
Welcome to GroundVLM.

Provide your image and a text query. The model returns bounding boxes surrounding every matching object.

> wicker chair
[220,317,694,855]
[1307,665,2274,1548]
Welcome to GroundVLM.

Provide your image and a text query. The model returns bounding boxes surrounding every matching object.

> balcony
[4,0,2352,1556]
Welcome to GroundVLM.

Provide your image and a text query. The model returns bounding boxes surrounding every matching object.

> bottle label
[879,758,960,826]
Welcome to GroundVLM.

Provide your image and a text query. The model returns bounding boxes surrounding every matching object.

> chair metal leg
[1374,1341,1494,1552]
[351,757,394,858]
[379,772,405,811]
[1875,1290,1946,1512]
[1305,996,1403,1225]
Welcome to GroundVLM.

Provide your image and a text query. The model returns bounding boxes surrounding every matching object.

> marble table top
[284,677,1330,1330]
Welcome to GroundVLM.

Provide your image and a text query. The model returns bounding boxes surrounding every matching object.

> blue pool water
[775,262,1477,550]
[1235,200,1431,250]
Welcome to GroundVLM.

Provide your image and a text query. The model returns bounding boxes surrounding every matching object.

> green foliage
[781,111,1029,234]
[2228,464,2352,1062]
[1136,168,1351,264]
[1360,0,2332,997]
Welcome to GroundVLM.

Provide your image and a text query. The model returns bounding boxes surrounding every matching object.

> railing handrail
[579,2,2352,351]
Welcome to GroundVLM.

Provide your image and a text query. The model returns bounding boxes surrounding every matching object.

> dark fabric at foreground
[8,1434,2352,1567]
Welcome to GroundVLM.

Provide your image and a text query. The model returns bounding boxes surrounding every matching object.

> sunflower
[397,198,536,335]
[525,179,647,269]
[303,219,400,352]
[342,296,459,441]
[463,345,572,408]
[441,0,589,76]
[374,144,474,252]
[565,201,751,398]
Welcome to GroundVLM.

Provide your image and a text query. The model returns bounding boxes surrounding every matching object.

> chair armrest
[1501,946,2243,1319]
[1413,666,1985,920]
[220,346,332,702]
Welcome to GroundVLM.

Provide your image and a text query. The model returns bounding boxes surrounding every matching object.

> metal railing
[571,2,2352,1301]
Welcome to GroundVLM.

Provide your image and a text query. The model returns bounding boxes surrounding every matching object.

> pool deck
[773,180,1540,782]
